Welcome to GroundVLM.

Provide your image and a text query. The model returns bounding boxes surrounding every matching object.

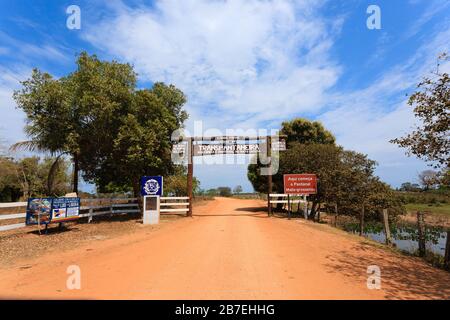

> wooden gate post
[187,137,193,217]
[267,135,272,217]
[382,209,392,246]
[416,211,426,257]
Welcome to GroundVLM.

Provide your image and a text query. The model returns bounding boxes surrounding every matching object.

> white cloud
[83,0,340,130]
[0,65,29,149]
[80,0,449,188]
[319,24,450,186]
[0,31,70,63]
[406,0,450,39]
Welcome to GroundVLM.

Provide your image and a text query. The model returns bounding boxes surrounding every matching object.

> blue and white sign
[140,176,163,196]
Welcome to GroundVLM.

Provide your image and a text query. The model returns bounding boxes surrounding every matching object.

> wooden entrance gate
[174,135,286,216]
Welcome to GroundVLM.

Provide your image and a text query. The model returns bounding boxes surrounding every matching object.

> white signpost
[141,176,163,225]
[143,195,160,225]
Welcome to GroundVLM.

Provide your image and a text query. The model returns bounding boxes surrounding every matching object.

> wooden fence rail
[0,198,139,232]
[0,196,192,232]
[160,196,189,214]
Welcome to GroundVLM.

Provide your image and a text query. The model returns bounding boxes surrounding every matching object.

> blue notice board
[51,197,80,223]
[25,197,80,225]
[26,198,53,225]
[140,176,163,196]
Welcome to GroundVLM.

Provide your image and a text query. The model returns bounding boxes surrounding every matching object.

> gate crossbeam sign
[172,135,287,217]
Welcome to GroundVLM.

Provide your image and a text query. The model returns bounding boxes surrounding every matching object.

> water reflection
[342,222,447,256]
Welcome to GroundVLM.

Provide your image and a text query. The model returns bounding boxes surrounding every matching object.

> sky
[0,0,449,192]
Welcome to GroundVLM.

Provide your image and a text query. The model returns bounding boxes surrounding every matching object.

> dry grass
[0,212,183,268]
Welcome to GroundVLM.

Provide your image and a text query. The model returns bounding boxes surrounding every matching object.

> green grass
[405,203,450,216]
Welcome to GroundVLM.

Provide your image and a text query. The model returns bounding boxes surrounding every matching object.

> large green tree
[248,117,403,221]
[247,118,336,194]
[13,52,137,193]
[14,52,187,196]
[86,83,188,196]
[280,118,336,146]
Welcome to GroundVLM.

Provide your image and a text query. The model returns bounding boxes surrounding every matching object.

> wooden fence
[269,194,308,219]
[0,198,140,232]
[0,196,194,232]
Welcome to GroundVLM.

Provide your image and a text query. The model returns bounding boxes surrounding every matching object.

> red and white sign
[283,174,317,195]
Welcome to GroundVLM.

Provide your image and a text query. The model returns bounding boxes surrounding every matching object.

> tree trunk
[444,231,450,271]
[308,201,318,220]
[72,153,79,194]
[416,211,426,257]
[334,204,338,227]
[133,179,143,216]
[382,209,392,246]
[359,205,365,236]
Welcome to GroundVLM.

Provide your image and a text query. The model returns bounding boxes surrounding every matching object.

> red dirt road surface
[0,197,449,300]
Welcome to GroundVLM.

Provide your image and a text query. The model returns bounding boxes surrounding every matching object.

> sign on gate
[271,139,286,151]
[283,174,317,195]
[140,176,164,196]
[172,142,188,161]
[193,143,261,156]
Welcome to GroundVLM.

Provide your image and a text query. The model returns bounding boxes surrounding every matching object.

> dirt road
[0,197,449,299]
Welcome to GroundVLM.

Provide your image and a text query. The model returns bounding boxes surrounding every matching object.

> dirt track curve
[0,197,449,300]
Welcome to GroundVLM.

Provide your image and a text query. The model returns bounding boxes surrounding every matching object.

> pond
[342,222,448,256]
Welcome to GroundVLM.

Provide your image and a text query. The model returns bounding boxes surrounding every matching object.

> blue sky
[1,0,449,192]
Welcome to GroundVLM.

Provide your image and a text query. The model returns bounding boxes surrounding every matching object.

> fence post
[88,207,93,223]
[382,209,392,246]
[109,198,113,218]
[303,196,308,220]
[287,194,291,220]
[267,135,272,217]
[416,211,426,257]
[334,204,338,227]
[444,230,450,270]
[359,205,365,236]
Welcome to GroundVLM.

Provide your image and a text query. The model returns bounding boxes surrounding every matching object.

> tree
[399,182,421,192]
[233,185,243,194]
[248,118,336,193]
[217,187,232,197]
[280,118,336,146]
[85,83,188,196]
[14,53,187,196]
[256,140,404,222]
[391,53,449,168]
[280,143,343,218]
[418,170,440,190]
[278,144,390,221]
[165,166,200,196]
[0,156,21,202]
[0,156,70,201]
[13,52,137,193]
[205,188,219,196]
[440,169,450,189]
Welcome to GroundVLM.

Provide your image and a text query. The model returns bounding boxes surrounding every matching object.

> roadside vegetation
[11,52,188,198]
[0,156,71,201]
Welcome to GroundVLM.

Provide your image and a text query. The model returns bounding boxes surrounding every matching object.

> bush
[217,187,232,197]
